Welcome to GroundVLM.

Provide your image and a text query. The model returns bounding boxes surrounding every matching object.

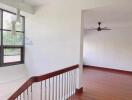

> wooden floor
[69,67,132,100]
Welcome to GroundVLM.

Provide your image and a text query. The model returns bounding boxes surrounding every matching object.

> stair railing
[8,64,79,100]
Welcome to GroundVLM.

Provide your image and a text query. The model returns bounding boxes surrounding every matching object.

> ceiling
[0,0,131,14]
[83,3,132,29]
[24,0,46,7]
[0,0,50,13]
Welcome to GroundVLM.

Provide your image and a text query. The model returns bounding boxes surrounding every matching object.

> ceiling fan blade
[87,29,97,30]
[101,27,112,30]
[86,22,112,31]
[102,29,112,30]
[84,28,97,31]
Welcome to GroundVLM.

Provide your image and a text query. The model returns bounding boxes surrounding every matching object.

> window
[0,9,25,67]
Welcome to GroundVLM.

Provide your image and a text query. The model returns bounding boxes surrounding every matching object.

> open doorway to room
[81,4,132,71]
[77,4,132,100]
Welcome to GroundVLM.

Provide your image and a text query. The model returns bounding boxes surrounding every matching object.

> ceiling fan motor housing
[97,22,102,31]
[97,27,102,31]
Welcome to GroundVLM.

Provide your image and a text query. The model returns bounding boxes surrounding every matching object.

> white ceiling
[83,3,132,29]
[0,0,131,14]
[0,0,50,13]
[24,0,46,6]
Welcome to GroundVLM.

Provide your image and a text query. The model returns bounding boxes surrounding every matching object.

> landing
[69,67,132,100]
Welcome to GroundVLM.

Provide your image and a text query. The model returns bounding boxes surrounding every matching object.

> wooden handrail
[8,64,79,100]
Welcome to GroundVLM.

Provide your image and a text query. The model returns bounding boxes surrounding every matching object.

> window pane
[3,11,23,31]
[4,48,21,63]
[3,31,23,45]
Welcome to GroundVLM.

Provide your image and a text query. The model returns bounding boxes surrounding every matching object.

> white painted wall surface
[83,26,132,71]
[83,5,132,71]
[0,64,28,100]
[25,0,117,76]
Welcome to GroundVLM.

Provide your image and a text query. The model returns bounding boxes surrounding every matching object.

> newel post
[76,11,84,94]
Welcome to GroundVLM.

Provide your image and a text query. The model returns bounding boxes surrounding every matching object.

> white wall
[25,0,117,76]
[0,64,28,100]
[83,24,132,71]
[25,4,81,76]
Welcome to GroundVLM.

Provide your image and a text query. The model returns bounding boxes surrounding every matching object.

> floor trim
[75,87,83,95]
[83,65,132,75]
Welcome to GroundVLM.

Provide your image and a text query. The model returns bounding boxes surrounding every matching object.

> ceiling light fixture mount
[11,0,24,35]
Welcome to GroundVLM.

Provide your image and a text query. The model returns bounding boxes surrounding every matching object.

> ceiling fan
[87,22,111,31]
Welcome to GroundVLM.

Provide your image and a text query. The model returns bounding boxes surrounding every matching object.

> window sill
[0,61,24,67]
